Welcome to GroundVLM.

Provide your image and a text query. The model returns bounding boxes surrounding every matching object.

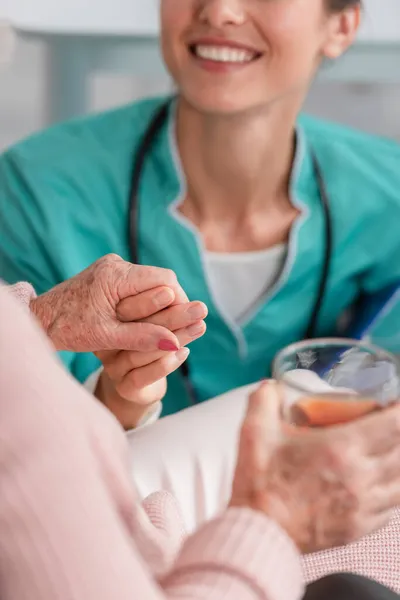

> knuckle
[134,336,149,352]
[162,268,178,285]
[102,253,122,263]
[130,324,151,350]
[116,372,139,396]
[97,253,122,273]
[127,368,144,390]
[94,254,124,286]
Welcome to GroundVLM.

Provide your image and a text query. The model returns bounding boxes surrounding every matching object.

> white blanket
[127,384,254,532]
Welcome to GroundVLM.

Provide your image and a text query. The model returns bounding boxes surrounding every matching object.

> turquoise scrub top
[1,96,400,416]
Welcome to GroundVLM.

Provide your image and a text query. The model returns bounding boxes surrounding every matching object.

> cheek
[258,1,325,60]
[160,0,192,70]
[160,0,192,43]
[160,0,178,29]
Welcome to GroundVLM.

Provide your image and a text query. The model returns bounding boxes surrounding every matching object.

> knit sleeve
[4,281,36,310]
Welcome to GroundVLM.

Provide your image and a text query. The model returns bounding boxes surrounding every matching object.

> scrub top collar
[145,97,325,354]
[157,98,319,219]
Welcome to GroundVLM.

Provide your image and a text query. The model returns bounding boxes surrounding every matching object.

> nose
[197,0,246,27]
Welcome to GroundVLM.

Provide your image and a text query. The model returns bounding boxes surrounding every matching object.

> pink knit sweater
[0,282,304,600]
[4,283,400,600]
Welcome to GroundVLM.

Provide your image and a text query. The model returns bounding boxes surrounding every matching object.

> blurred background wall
[1,12,400,151]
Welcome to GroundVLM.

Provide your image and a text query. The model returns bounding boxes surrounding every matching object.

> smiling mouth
[189,44,262,65]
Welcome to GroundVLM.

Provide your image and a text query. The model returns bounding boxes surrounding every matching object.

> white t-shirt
[205,244,287,323]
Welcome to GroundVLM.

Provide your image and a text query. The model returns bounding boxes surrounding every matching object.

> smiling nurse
[1,0,400,428]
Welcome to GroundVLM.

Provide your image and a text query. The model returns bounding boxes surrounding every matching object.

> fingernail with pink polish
[158,339,180,352]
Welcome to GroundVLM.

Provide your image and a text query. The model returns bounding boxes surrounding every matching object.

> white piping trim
[166,102,248,357]
[238,126,310,328]
[166,103,311,355]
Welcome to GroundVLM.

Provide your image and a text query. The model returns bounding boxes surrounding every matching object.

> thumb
[106,322,181,353]
[246,380,283,444]
[234,381,283,497]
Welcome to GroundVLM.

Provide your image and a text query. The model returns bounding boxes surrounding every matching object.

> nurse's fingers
[116,286,175,322]
[112,322,181,353]
[121,262,189,305]
[141,301,208,329]
[100,320,206,379]
[116,348,190,402]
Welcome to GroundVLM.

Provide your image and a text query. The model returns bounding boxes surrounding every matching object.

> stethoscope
[128,98,333,405]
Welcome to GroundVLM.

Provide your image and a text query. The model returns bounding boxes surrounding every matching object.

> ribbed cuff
[7,282,37,311]
[174,508,304,600]
[136,402,162,430]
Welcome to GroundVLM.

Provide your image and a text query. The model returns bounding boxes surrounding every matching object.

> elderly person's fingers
[116,286,176,322]
[366,481,400,515]
[343,402,400,458]
[98,320,206,379]
[118,299,207,330]
[31,255,191,352]
[231,381,400,555]
[373,443,400,486]
[113,258,189,305]
[361,443,400,514]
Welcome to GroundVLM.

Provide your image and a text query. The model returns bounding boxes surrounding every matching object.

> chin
[179,86,262,117]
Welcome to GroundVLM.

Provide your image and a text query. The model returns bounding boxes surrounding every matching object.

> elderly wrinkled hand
[231,381,400,555]
[30,254,196,353]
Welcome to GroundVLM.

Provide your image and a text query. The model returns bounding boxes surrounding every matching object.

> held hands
[30,254,194,353]
[231,382,400,554]
[30,253,208,429]
[95,299,208,429]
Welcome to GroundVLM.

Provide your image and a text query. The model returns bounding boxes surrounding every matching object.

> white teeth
[194,45,255,64]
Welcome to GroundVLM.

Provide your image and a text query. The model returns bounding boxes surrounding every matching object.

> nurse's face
[160,0,360,115]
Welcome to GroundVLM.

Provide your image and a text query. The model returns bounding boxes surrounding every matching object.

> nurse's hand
[94,301,208,430]
[30,254,189,353]
[230,381,400,554]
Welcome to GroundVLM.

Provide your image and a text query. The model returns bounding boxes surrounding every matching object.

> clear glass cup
[272,338,400,428]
